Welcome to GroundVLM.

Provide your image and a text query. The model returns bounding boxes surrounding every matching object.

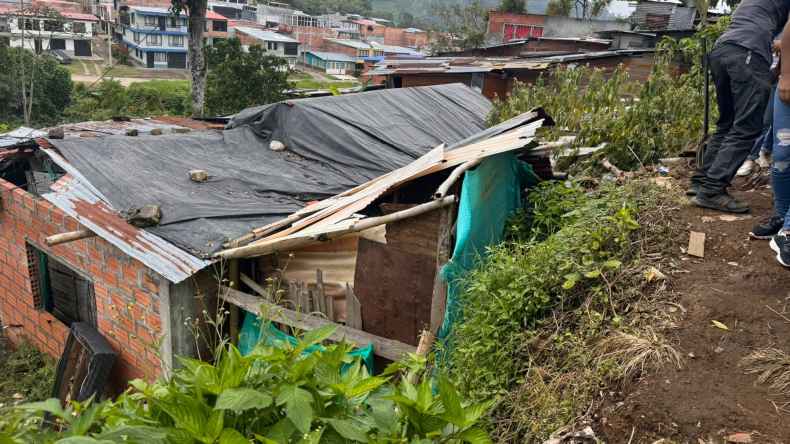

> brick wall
[487,11,546,35]
[323,40,359,58]
[290,26,336,50]
[0,178,166,396]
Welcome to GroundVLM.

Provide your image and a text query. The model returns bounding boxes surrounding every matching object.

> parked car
[42,49,72,65]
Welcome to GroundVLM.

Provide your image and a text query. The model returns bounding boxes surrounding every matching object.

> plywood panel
[353,238,435,347]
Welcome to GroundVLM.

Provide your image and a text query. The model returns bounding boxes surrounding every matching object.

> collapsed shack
[0,83,553,398]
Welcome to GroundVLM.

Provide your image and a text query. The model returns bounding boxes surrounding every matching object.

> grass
[288,72,313,80]
[64,59,87,75]
[0,337,55,406]
[739,348,790,394]
[295,80,359,90]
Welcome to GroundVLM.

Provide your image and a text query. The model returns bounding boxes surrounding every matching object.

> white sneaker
[737,159,755,176]
[757,152,772,168]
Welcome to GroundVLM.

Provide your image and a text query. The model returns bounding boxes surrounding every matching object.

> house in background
[299,50,355,75]
[484,11,630,46]
[231,25,301,67]
[204,11,229,45]
[324,38,373,58]
[0,7,98,56]
[119,5,189,68]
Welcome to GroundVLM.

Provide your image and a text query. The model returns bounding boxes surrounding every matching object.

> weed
[0,337,56,406]
[739,348,790,394]
[439,178,685,442]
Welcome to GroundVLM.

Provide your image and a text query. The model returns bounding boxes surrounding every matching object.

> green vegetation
[0,338,56,406]
[64,79,191,122]
[204,38,295,116]
[440,179,686,442]
[0,298,495,443]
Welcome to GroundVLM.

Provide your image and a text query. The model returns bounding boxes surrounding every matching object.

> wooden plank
[430,187,459,331]
[345,283,362,330]
[315,269,326,314]
[221,286,416,361]
[301,282,311,313]
[326,295,335,323]
[229,259,240,345]
[239,272,270,301]
[289,279,298,311]
[688,231,705,258]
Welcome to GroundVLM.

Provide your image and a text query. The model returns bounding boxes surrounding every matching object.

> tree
[499,0,527,13]
[96,78,127,113]
[429,0,491,51]
[544,0,612,19]
[203,38,295,116]
[398,11,416,28]
[171,0,208,118]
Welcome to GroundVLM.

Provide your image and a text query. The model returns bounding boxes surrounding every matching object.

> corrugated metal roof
[235,26,299,43]
[59,116,211,138]
[305,51,357,62]
[325,38,371,49]
[44,177,210,283]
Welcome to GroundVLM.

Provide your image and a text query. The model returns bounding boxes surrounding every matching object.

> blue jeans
[771,86,790,230]
[749,85,776,159]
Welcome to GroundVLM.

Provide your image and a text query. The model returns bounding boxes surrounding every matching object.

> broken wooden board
[345,283,362,330]
[688,231,705,258]
[221,286,416,361]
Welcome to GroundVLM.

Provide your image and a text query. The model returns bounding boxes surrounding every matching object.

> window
[357,49,367,57]
[144,15,157,26]
[148,34,162,46]
[373,50,384,57]
[24,19,40,31]
[72,22,86,34]
[26,242,96,327]
[283,42,298,56]
[212,20,227,32]
[154,52,166,62]
[503,24,542,42]
[470,73,484,94]
[169,35,184,46]
[134,31,141,43]
[267,41,278,51]
[130,12,135,24]
[176,18,187,27]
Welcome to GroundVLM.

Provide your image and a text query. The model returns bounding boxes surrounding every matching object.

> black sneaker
[686,184,700,196]
[775,233,790,267]
[691,192,750,213]
[750,215,785,239]
[770,232,786,254]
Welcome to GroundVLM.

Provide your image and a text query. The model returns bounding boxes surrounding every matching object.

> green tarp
[438,153,538,343]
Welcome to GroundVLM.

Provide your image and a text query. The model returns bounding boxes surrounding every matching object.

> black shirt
[716,0,790,65]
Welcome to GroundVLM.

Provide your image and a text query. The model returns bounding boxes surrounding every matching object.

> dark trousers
[691,43,771,194]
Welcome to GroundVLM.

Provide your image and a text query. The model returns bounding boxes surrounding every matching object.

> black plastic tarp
[49,84,492,258]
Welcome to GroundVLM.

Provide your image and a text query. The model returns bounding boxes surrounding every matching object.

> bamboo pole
[44,229,96,247]
[433,158,483,200]
[229,259,239,346]
[224,212,310,249]
[216,196,458,261]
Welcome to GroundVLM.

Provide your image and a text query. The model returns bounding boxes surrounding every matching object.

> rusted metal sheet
[43,178,210,283]
[353,238,434,347]
[380,203,439,259]
[59,116,210,138]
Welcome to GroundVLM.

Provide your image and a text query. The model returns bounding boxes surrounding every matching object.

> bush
[111,44,131,66]
[0,315,495,443]
[0,337,56,406]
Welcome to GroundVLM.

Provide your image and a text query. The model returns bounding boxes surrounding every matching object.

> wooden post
[301,282,311,313]
[315,269,326,314]
[229,259,240,345]
[430,185,459,333]
[407,330,435,384]
[345,283,362,330]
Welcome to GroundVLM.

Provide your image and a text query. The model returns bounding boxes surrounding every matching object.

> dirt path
[598,166,790,444]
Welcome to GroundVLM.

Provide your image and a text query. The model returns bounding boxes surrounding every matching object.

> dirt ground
[596,162,790,444]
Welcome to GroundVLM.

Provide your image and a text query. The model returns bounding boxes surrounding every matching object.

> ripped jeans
[772,88,790,230]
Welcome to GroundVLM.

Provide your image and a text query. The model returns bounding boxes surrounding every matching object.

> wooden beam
[216,196,458,261]
[430,187,459,332]
[220,286,417,361]
[44,229,96,247]
[239,272,270,301]
[229,259,240,345]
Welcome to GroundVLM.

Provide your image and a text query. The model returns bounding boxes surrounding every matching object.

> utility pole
[108,37,112,66]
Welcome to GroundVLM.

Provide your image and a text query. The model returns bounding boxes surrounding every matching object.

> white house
[0,7,98,56]
[230,25,301,68]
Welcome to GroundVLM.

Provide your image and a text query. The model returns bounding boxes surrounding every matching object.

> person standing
[688,0,788,213]
[737,39,780,177]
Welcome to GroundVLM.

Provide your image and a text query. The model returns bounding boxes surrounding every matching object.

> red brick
[64,248,79,267]
[122,263,139,283]
[88,244,104,264]
[22,194,36,211]
[146,313,162,332]
[133,289,152,308]
[106,255,120,274]
[44,221,57,236]
[72,239,87,254]
[95,237,110,250]
[35,200,50,216]
[89,262,102,279]
[51,208,66,225]
[65,217,79,232]
[129,336,146,357]
[142,272,158,293]
[32,215,44,232]
[94,283,109,301]
[117,278,133,297]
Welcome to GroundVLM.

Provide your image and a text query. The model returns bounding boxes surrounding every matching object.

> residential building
[231,25,300,67]
[0,7,98,56]
[299,50,355,74]
[323,38,372,58]
[118,6,227,68]
[485,11,631,46]
[438,37,611,57]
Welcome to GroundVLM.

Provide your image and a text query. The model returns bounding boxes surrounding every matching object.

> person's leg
[690,45,732,192]
[761,86,777,160]
[769,90,790,264]
[695,47,771,211]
